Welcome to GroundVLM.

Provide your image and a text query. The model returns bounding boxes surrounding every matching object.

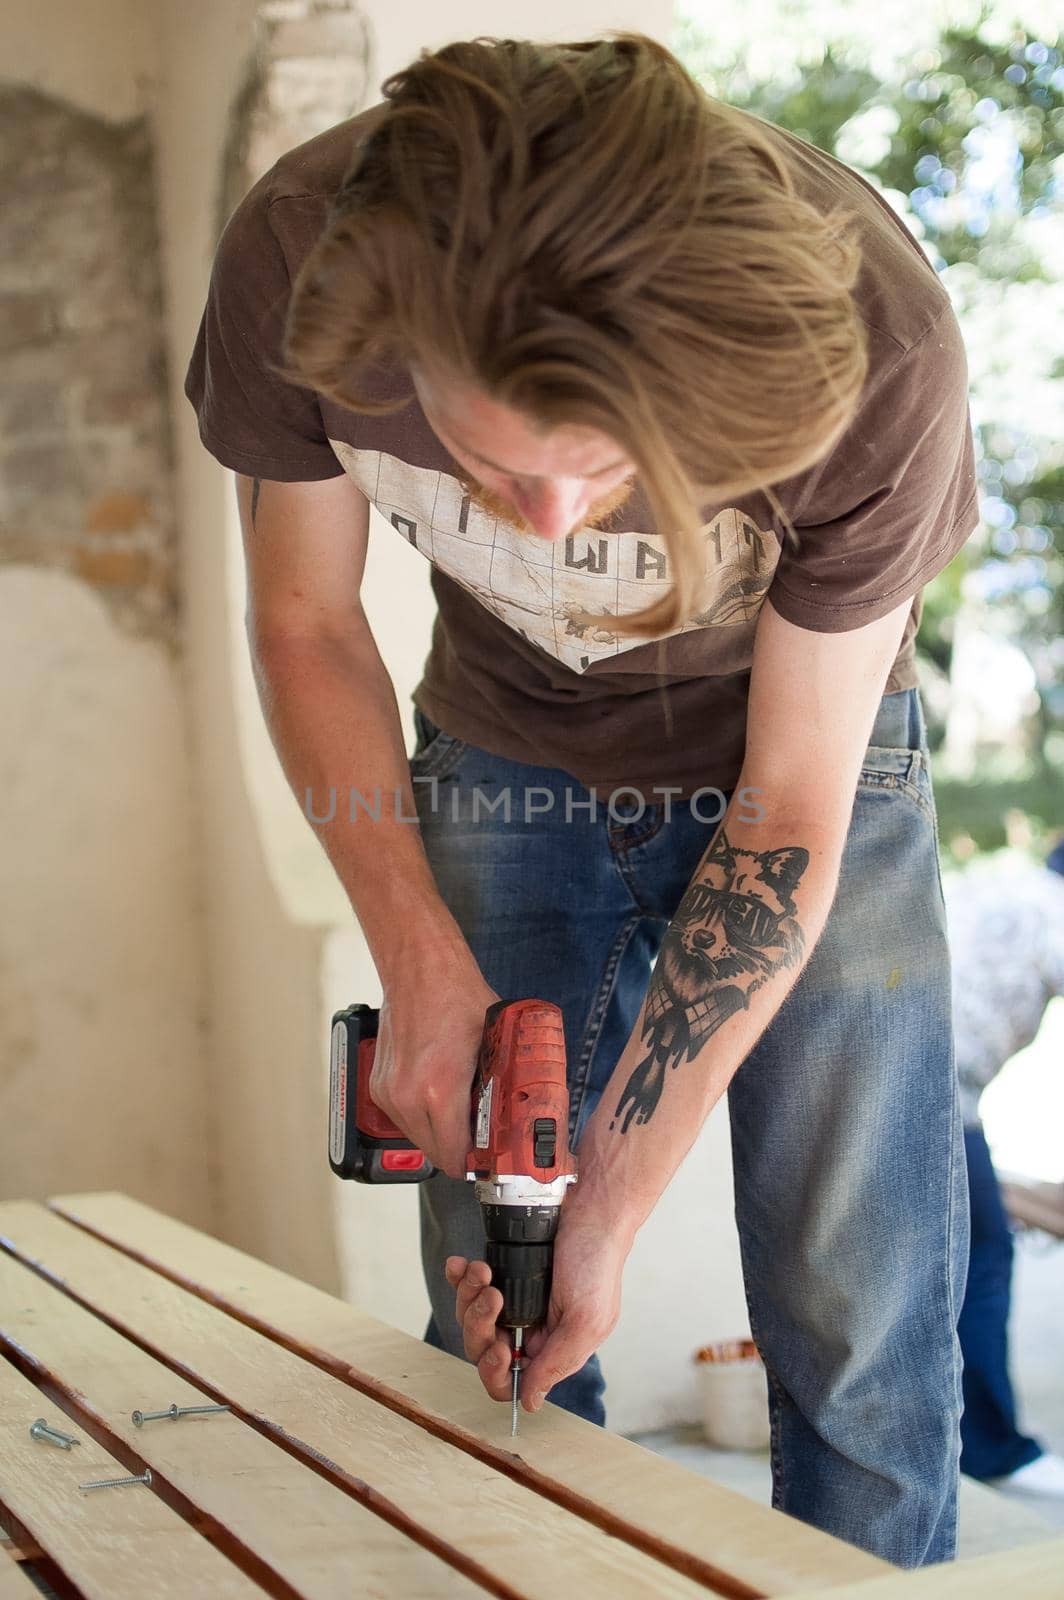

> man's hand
[446,1206,631,1412]
[370,965,500,1178]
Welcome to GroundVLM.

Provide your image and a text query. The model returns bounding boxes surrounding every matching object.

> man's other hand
[446,1211,629,1413]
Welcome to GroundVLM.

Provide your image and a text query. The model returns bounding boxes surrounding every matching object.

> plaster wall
[0,570,207,1220]
[2,0,155,123]
[0,6,209,1224]
[150,0,343,1288]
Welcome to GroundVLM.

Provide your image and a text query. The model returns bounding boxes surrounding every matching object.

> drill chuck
[481,1202,560,1330]
[487,1242,553,1329]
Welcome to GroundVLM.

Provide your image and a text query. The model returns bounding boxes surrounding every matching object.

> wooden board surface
[0,1342,265,1599]
[0,1549,48,1599]
[45,1190,891,1596]
[0,1200,739,1600]
[0,1248,489,1600]
[788,1536,1064,1599]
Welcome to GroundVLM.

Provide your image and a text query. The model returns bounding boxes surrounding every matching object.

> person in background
[945,837,1064,1498]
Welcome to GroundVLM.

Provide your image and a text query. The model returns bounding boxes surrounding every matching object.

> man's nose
[514,481,593,542]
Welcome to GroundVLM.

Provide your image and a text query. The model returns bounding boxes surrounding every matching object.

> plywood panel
[48,1190,890,1595]
[0,1201,728,1600]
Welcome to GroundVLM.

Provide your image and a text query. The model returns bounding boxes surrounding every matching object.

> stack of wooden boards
[0,1194,1060,1598]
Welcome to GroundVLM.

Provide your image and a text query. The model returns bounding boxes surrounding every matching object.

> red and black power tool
[328,998,577,1430]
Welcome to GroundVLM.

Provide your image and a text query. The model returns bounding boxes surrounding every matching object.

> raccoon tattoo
[612,830,809,1133]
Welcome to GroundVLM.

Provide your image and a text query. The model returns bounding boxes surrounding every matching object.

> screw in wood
[131,1402,230,1427]
[79,1468,153,1492]
[29,1418,80,1449]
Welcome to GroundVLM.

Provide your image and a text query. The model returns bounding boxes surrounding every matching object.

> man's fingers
[477,1338,516,1402]
[461,1281,504,1363]
[452,1260,492,1322]
[425,1109,469,1180]
[445,1255,507,1367]
[521,1323,597,1412]
[444,1256,467,1288]
[446,1255,519,1400]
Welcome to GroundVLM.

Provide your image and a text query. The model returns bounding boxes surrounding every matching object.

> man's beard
[455,472,636,535]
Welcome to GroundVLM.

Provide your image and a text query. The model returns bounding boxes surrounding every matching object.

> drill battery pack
[327,1004,435,1184]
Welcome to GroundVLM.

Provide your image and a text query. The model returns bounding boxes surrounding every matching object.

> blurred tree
[676,8,1064,844]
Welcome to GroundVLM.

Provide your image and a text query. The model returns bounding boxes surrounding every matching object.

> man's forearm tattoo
[611,829,810,1134]
[251,476,262,529]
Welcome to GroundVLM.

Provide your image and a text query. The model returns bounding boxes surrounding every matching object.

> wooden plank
[48,1191,891,1595]
[0,1557,42,1599]
[0,1202,735,1600]
[0,1251,490,1600]
[0,1346,265,1600]
[786,1535,1064,1598]
[0,1525,43,1563]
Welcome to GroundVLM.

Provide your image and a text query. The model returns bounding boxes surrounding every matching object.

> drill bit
[510,1326,524,1437]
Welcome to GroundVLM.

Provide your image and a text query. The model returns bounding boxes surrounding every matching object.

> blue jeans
[412,687,968,1567]
[958,1122,1042,1480]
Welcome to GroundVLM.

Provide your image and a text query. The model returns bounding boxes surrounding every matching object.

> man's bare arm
[569,595,915,1238]
[236,473,453,976]
[236,473,495,1172]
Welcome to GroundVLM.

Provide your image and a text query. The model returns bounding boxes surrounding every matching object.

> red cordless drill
[328,997,577,1432]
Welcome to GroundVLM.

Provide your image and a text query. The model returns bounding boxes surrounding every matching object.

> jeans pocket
[410,708,469,778]
[858,744,934,819]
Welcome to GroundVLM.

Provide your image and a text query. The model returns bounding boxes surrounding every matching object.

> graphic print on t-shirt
[329,440,780,673]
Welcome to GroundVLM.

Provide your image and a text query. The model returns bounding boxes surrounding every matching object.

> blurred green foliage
[676,7,1064,851]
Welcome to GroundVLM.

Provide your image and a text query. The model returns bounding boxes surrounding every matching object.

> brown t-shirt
[185,104,979,794]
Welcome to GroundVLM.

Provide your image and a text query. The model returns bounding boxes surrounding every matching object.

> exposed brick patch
[218,0,371,235]
[0,87,178,643]
[74,545,155,588]
[86,492,154,534]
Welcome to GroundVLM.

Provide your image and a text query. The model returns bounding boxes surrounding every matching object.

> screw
[79,1468,153,1492]
[131,1404,178,1426]
[131,1402,230,1427]
[29,1418,80,1449]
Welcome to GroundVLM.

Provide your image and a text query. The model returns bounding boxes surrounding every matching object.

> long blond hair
[284,32,868,636]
